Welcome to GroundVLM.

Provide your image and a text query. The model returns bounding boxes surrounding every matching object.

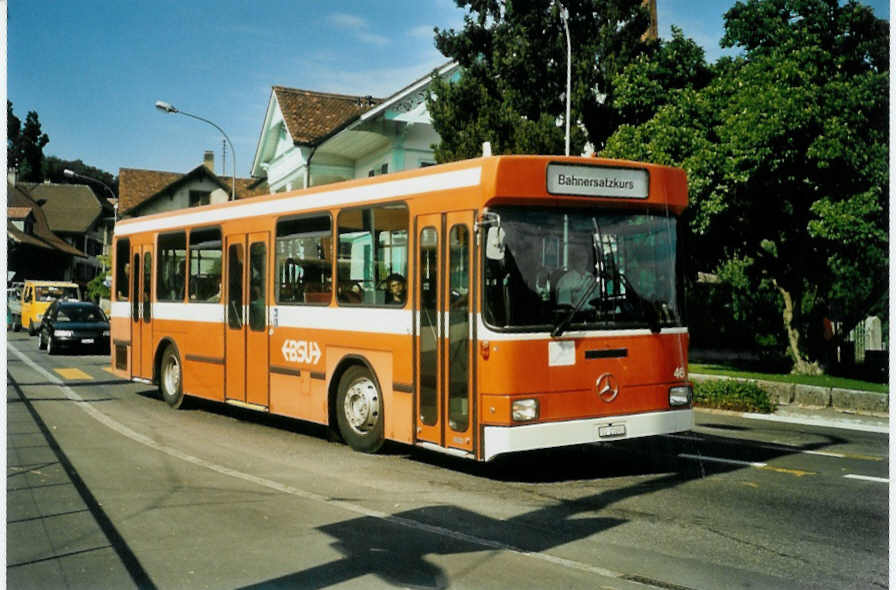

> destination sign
[547,164,649,199]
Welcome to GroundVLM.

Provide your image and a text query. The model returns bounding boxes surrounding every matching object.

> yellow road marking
[757,465,815,477]
[53,368,93,380]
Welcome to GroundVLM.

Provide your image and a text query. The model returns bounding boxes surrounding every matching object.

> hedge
[693,379,776,413]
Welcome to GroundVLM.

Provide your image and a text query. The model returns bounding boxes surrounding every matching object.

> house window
[189,190,211,207]
[367,163,389,177]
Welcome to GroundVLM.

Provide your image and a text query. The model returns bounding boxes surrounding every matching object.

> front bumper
[482,408,694,461]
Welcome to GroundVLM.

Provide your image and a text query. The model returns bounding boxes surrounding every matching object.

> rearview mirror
[485,226,506,261]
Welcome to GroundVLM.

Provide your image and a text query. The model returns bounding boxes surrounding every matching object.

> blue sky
[7,0,890,180]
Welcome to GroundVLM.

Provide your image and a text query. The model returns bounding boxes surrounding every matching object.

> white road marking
[739,412,888,434]
[677,453,766,468]
[7,343,645,585]
[664,434,884,462]
[843,474,888,483]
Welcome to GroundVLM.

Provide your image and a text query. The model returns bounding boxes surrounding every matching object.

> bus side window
[337,203,408,306]
[115,238,130,300]
[188,228,222,302]
[275,214,332,305]
[157,231,186,302]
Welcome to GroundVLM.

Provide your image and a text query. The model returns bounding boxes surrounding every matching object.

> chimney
[203,150,215,172]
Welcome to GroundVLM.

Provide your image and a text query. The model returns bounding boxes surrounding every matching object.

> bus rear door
[225,232,270,407]
[415,211,475,454]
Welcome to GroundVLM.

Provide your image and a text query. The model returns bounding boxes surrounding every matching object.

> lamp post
[154,100,237,201]
[559,4,571,156]
[64,169,118,222]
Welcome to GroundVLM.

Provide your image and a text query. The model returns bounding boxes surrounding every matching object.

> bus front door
[131,245,153,379]
[415,211,475,454]
[225,232,270,407]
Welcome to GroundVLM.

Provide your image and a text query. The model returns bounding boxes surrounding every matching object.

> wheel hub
[164,356,180,394]
[344,378,379,434]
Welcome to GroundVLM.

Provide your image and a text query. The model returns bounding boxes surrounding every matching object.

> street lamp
[558,4,571,156]
[154,100,237,201]
[64,169,118,222]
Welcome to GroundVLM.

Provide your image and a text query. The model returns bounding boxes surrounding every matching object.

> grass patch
[693,380,776,413]
[690,363,888,394]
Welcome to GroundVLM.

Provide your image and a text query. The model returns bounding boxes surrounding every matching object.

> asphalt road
[6,331,889,589]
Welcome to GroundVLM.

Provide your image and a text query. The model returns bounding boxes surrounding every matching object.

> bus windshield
[483,206,683,332]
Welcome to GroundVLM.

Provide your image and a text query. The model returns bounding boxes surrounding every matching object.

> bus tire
[336,365,385,453]
[28,321,36,336]
[159,345,185,409]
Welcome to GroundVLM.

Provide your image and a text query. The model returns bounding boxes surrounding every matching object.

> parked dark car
[38,301,110,355]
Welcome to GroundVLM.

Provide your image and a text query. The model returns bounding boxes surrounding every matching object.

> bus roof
[114,155,687,238]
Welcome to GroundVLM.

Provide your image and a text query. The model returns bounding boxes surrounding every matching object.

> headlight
[512,398,539,422]
[102,330,110,337]
[669,385,693,407]
[54,329,74,337]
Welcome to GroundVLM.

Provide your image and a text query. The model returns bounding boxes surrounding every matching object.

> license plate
[598,424,626,438]
[81,338,95,344]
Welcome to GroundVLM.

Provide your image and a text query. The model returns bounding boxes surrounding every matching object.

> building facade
[251,62,458,193]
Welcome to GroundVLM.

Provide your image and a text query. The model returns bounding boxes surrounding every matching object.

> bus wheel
[160,345,185,408]
[336,366,385,453]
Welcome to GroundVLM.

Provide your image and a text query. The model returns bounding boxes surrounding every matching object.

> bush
[693,379,776,413]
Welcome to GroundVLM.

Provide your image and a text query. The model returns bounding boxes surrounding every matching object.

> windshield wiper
[550,275,600,338]
[551,219,606,338]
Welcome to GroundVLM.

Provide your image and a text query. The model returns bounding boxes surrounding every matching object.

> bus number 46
[282,340,321,365]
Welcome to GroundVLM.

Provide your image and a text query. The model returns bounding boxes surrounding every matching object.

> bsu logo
[281,339,321,365]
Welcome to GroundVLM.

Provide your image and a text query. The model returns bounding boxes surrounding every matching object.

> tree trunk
[776,281,822,375]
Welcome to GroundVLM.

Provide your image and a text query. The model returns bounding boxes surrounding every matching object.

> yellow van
[21,280,82,335]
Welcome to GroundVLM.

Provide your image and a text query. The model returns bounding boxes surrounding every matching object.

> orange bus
[108,155,693,461]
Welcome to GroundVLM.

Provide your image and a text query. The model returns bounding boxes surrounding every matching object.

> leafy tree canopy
[427,0,654,161]
[45,156,119,198]
[603,0,888,373]
[7,100,49,182]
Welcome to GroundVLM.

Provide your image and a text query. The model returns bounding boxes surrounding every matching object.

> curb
[690,373,889,416]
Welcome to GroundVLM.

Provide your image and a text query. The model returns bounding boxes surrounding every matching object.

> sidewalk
[7,373,148,589]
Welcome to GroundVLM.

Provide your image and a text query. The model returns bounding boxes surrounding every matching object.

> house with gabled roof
[22,181,115,284]
[118,151,268,218]
[7,181,87,283]
[250,62,458,193]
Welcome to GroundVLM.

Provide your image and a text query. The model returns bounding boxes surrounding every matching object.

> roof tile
[273,87,382,146]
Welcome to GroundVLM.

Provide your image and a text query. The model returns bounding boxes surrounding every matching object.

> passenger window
[249,242,266,331]
[188,228,222,302]
[337,203,408,305]
[115,239,130,301]
[448,224,470,432]
[157,232,186,302]
[227,244,243,329]
[143,253,152,322]
[275,215,332,305]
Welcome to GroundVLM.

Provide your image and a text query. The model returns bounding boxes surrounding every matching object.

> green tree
[45,156,119,198]
[427,0,654,161]
[603,0,888,374]
[7,101,50,182]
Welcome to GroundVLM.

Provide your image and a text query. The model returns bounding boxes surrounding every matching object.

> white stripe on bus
[114,167,482,237]
[112,303,413,335]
